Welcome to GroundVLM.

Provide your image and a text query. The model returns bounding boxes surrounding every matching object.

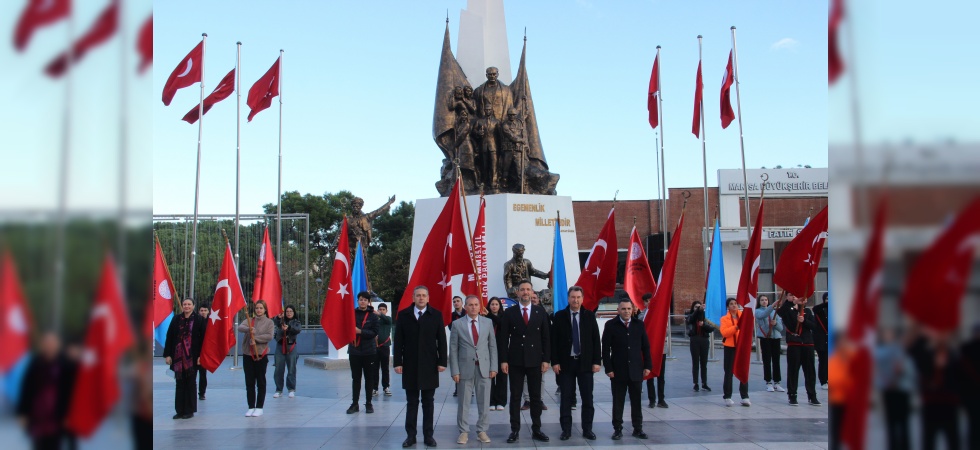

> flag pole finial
[656,45,661,49]
[237,41,241,45]
[613,189,619,204]
[202,32,207,37]
[681,190,691,209]
[697,34,702,39]
[731,26,736,30]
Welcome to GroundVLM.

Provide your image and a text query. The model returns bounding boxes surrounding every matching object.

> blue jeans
[274,350,298,392]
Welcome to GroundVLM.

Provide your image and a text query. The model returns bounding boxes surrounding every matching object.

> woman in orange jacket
[720,298,750,406]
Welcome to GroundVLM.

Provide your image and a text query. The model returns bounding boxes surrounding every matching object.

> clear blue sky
[149,0,829,216]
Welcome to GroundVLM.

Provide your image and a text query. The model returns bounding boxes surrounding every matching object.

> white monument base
[411,193,581,301]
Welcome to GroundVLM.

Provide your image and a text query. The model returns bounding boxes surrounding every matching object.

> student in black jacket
[272,305,302,398]
[347,292,379,414]
[551,286,601,441]
[686,300,715,392]
[196,304,210,400]
[812,292,829,389]
[602,299,652,440]
[776,291,819,406]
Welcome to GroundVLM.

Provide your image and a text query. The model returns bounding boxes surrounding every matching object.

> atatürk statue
[348,195,396,252]
[502,243,550,298]
[432,23,559,197]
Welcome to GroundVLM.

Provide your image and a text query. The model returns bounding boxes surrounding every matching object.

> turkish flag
[162,40,203,106]
[623,226,655,313]
[152,237,178,326]
[0,251,33,372]
[136,15,152,74]
[13,0,70,52]
[773,206,828,299]
[199,243,246,372]
[183,68,235,124]
[65,255,134,437]
[692,61,704,137]
[44,0,119,78]
[647,54,660,129]
[397,180,471,325]
[841,199,886,450]
[720,51,736,129]
[828,0,845,84]
[901,197,980,332]
[321,218,355,349]
[575,207,618,311]
[247,56,280,122]
[460,198,488,306]
[251,226,282,318]
[733,200,765,383]
[645,211,685,378]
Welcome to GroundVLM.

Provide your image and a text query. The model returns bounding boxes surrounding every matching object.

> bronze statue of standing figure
[502,243,550,299]
[348,195,396,253]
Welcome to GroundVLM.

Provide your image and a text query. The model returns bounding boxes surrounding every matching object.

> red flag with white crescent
[162,40,203,106]
[773,206,828,299]
[623,226,656,312]
[251,226,283,318]
[321,218,355,349]
[645,211,684,378]
[733,200,765,383]
[460,198,488,306]
[0,251,33,372]
[199,243,246,372]
[575,207,618,311]
[720,51,736,129]
[13,0,70,52]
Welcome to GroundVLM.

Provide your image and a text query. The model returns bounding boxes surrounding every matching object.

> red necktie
[471,319,479,346]
[523,307,529,325]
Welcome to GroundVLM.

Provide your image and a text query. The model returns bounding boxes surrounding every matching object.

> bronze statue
[432,23,559,196]
[502,243,550,298]
[348,195,396,252]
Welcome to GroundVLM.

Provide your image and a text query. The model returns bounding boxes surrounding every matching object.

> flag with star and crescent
[734,200,765,384]
[574,207,618,311]
[199,242,246,372]
[321,217,356,350]
[773,205,828,299]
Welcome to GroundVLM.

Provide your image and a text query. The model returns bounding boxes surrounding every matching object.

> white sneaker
[497,405,505,411]
[372,389,379,397]
[766,383,774,392]
[384,388,392,396]
[821,383,829,390]
[741,398,752,407]
[774,383,786,392]
[252,408,264,417]
[273,392,281,398]
[246,408,255,417]
[724,398,735,407]
[288,391,295,398]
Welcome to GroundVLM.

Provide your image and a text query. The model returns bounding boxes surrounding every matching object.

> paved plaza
[153,342,829,449]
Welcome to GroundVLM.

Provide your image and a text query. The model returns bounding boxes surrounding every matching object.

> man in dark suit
[551,286,601,441]
[602,299,652,440]
[499,279,551,443]
[393,286,448,448]
[813,292,829,390]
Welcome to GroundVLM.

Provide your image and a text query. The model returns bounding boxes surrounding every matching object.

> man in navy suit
[602,299,652,440]
[499,280,551,443]
[551,286,601,441]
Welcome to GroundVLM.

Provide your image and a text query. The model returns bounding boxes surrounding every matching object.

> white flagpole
[54,1,76,333]
[233,41,242,370]
[188,33,207,298]
[118,1,128,276]
[656,46,667,259]
[276,50,284,270]
[698,35,710,276]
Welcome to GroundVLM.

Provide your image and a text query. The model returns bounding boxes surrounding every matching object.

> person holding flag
[685,300,714,392]
[776,291,819,406]
[754,295,785,393]
[639,293,667,409]
[196,304,210,401]
[347,292,379,414]
[237,300,275,417]
[163,298,206,419]
[272,305,301,399]
[720,298,750,406]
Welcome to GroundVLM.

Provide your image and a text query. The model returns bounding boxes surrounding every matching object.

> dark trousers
[646,354,666,403]
[786,345,816,398]
[967,399,980,450]
[816,344,828,385]
[32,433,71,450]
[723,347,748,399]
[174,372,198,415]
[491,366,508,406]
[508,365,543,432]
[760,337,782,383]
[372,346,390,390]
[689,335,709,385]
[131,415,152,450]
[610,378,643,431]
[197,367,208,396]
[243,355,268,409]
[829,404,843,450]
[882,389,911,450]
[405,388,435,439]
[349,354,376,404]
[558,357,594,433]
[921,404,959,450]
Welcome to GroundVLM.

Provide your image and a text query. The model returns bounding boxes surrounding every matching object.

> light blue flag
[153,311,174,349]
[551,219,569,312]
[704,219,727,323]
[351,241,369,307]
[2,353,31,406]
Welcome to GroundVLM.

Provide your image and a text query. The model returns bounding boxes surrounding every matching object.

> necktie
[418,310,423,321]
[625,320,630,329]
[571,312,581,356]
[522,307,529,325]
[471,319,479,346]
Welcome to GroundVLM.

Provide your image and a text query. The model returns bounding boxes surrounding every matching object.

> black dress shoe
[657,401,669,408]
[648,401,655,408]
[199,394,206,400]
[583,431,597,440]
[423,437,437,447]
[701,385,712,392]
[693,383,700,391]
[612,430,623,440]
[633,430,648,439]
[402,437,416,447]
[506,432,519,443]
[172,413,182,419]
[346,404,358,414]
[559,430,571,440]
[531,430,549,442]
[365,403,374,413]
[182,413,194,419]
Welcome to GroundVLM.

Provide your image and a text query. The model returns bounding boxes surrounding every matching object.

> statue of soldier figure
[348,195,396,253]
[502,243,550,299]
[432,27,559,196]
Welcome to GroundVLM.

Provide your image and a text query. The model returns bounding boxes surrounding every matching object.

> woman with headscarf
[163,298,206,419]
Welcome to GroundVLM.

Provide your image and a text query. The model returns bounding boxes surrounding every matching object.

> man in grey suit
[449,295,498,445]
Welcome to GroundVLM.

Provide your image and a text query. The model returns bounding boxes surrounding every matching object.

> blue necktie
[572,312,581,356]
